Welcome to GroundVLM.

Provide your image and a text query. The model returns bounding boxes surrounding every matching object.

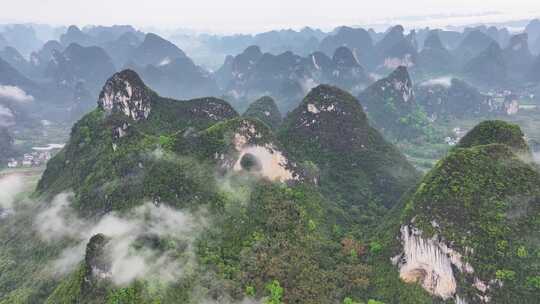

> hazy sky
[2,0,540,33]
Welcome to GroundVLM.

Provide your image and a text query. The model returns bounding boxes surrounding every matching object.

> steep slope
[457,120,529,153]
[375,25,417,71]
[525,19,540,53]
[35,72,396,304]
[37,69,238,215]
[0,46,36,77]
[463,42,507,87]
[129,33,187,67]
[0,57,40,95]
[453,30,496,65]
[219,45,369,112]
[279,84,420,224]
[45,43,116,94]
[318,26,376,68]
[358,66,433,140]
[416,30,455,75]
[243,96,282,130]
[29,40,63,73]
[330,46,369,91]
[503,33,534,81]
[390,122,540,303]
[128,55,220,100]
[60,25,95,47]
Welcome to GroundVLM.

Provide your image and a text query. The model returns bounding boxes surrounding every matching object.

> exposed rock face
[394,225,473,300]
[228,119,296,182]
[395,134,540,303]
[81,234,111,301]
[233,145,295,182]
[84,234,112,280]
[98,69,152,121]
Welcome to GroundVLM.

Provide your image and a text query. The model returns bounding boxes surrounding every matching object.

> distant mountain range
[1,19,540,126]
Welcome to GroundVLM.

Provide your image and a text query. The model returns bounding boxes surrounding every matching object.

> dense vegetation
[457,120,530,153]
[243,96,283,130]
[2,69,539,304]
[389,120,540,303]
[358,67,435,141]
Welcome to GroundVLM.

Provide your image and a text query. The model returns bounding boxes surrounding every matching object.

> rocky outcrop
[81,234,111,301]
[212,118,298,183]
[98,69,152,121]
[393,225,473,300]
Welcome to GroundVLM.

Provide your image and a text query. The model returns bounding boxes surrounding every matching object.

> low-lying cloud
[0,85,34,103]
[0,174,25,210]
[34,193,206,286]
[420,76,453,88]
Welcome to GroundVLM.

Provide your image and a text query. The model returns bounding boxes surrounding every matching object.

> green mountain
[28,71,422,304]
[358,66,434,140]
[379,120,540,304]
[242,96,283,130]
[457,120,530,153]
[6,66,540,304]
[279,84,420,229]
[37,69,238,215]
